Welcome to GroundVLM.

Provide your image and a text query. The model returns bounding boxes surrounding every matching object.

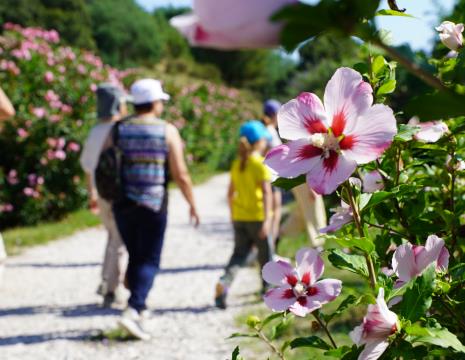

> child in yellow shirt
[215,121,273,309]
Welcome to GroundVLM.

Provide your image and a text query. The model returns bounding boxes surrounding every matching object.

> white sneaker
[118,307,151,341]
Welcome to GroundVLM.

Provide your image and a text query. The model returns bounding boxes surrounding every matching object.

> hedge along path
[0,174,260,360]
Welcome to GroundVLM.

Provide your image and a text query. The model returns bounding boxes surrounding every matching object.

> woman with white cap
[113,79,200,340]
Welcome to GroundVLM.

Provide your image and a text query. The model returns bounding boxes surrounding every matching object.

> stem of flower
[365,221,408,238]
[344,182,377,289]
[313,311,337,349]
[256,329,286,360]
[449,147,458,250]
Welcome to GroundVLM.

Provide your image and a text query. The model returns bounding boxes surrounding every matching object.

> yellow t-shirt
[231,153,272,221]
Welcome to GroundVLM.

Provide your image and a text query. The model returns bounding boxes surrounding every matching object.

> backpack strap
[110,115,134,147]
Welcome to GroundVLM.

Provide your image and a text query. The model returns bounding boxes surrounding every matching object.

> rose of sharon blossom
[362,170,384,193]
[44,71,54,83]
[436,21,464,51]
[67,142,80,152]
[170,0,295,49]
[265,68,397,195]
[350,288,399,360]
[319,201,353,233]
[392,235,449,287]
[262,248,342,317]
[408,117,449,143]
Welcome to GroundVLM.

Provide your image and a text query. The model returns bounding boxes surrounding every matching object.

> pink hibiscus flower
[392,235,449,287]
[350,288,398,360]
[262,248,342,317]
[319,201,353,233]
[362,170,384,193]
[408,117,449,143]
[264,67,397,195]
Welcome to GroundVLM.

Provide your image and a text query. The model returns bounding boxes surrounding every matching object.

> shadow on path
[0,303,119,318]
[7,262,100,269]
[0,330,94,346]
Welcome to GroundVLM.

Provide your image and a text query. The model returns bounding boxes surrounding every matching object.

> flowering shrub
[199,2,465,359]
[0,23,128,227]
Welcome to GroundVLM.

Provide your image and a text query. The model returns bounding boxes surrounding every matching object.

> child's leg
[221,221,253,288]
[251,222,272,290]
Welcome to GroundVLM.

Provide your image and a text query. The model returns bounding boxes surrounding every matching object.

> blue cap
[263,99,281,117]
[240,120,272,144]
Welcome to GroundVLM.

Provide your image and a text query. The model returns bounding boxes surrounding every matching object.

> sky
[137,0,457,51]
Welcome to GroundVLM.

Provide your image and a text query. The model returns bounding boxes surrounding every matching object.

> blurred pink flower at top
[61,104,73,114]
[408,117,449,143]
[23,187,35,197]
[350,288,399,360]
[392,235,449,287]
[37,176,45,185]
[45,29,60,43]
[17,128,29,138]
[57,137,66,149]
[58,65,66,74]
[50,100,63,109]
[264,67,397,195]
[47,57,56,67]
[12,48,31,60]
[49,114,62,123]
[362,170,384,193]
[262,248,342,317]
[0,203,14,213]
[3,22,19,31]
[170,0,296,49]
[28,174,37,186]
[77,64,87,74]
[436,21,464,51]
[76,119,83,127]
[47,138,57,148]
[319,201,353,233]
[44,71,54,83]
[0,60,20,76]
[7,170,18,185]
[90,83,97,92]
[67,142,80,152]
[44,90,59,103]
[32,107,47,118]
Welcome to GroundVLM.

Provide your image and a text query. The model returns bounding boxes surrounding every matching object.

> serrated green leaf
[376,9,414,17]
[290,336,331,350]
[332,235,374,254]
[400,265,435,321]
[327,249,369,277]
[394,124,421,142]
[409,326,465,353]
[377,79,396,95]
[272,175,305,190]
[360,191,393,211]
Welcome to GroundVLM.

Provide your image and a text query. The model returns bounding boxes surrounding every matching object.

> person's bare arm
[260,180,273,239]
[85,173,99,214]
[0,87,15,121]
[271,190,282,242]
[166,123,200,226]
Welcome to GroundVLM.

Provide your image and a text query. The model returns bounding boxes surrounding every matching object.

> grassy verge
[233,231,369,360]
[2,209,100,255]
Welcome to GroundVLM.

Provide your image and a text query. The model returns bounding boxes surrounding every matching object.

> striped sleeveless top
[117,115,169,212]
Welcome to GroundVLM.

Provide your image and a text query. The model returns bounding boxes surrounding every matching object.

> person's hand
[190,206,200,227]
[259,219,271,240]
[89,198,100,215]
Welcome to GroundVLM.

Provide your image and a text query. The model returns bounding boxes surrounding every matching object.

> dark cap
[263,99,282,117]
[96,83,130,120]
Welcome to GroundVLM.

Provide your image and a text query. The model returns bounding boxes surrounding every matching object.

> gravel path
[0,174,261,360]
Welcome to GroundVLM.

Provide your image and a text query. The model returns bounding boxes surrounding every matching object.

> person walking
[113,79,200,340]
[215,120,273,309]
[0,86,15,287]
[80,83,130,307]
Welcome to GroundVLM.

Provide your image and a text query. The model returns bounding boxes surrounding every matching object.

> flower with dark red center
[262,248,342,317]
[264,67,397,195]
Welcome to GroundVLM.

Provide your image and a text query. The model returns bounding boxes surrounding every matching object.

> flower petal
[324,67,373,136]
[289,299,315,317]
[319,208,353,233]
[349,324,364,345]
[278,93,329,140]
[263,286,296,312]
[262,260,296,286]
[437,247,450,271]
[295,248,324,283]
[342,104,397,164]
[375,288,397,325]
[310,279,342,304]
[358,340,390,360]
[306,153,357,195]
[416,235,446,273]
[392,243,416,283]
[264,139,322,178]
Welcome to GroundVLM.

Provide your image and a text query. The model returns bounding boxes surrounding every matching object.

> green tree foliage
[87,0,163,66]
[0,0,95,49]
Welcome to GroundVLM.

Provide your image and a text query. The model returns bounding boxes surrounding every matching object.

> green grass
[233,231,370,360]
[3,208,100,255]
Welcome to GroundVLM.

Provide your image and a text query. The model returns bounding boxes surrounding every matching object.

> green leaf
[232,346,243,360]
[272,175,305,190]
[330,235,374,254]
[260,312,284,329]
[376,9,414,17]
[290,336,332,350]
[408,326,465,353]
[400,265,435,322]
[361,191,393,211]
[227,332,259,339]
[359,193,372,211]
[372,55,386,75]
[394,124,421,142]
[324,346,352,358]
[327,249,368,277]
[406,91,465,121]
[323,294,369,323]
[377,79,396,95]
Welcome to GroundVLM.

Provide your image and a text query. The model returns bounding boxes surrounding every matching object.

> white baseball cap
[130,78,170,105]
